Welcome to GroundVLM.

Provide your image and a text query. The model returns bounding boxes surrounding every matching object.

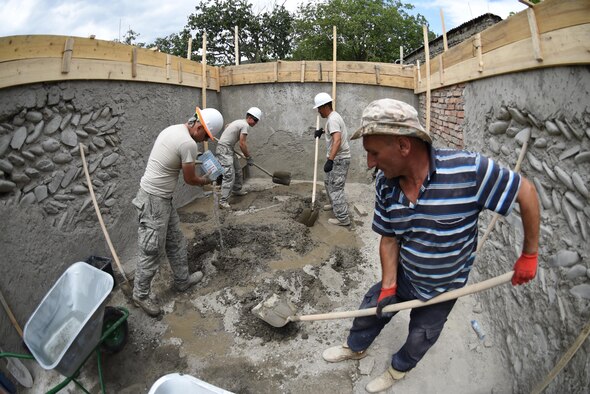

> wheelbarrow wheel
[101,306,128,353]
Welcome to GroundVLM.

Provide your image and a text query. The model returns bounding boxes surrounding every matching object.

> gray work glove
[246,156,254,166]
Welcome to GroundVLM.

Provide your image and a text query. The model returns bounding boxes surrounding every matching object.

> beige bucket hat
[351,98,431,144]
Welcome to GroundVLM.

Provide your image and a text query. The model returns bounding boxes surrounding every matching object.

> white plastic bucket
[200,150,224,180]
[148,373,233,394]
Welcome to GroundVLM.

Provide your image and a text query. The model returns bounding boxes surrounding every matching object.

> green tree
[114,28,146,47]
[291,0,432,62]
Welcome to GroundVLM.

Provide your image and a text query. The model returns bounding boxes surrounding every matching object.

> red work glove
[376,284,397,318]
[512,252,538,285]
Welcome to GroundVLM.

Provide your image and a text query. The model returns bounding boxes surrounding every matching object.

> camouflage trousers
[324,157,350,222]
[131,188,190,299]
[216,144,243,203]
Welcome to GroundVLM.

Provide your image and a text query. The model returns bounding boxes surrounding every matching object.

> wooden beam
[417,60,421,85]
[202,32,207,108]
[474,33,484,73]
[375,65,381,85]
[187,37,192,60]
[439,55,444,85]
[527,7,544,62]
[166,54,171,80]
[215,66,220,92]
[332,25,337,110]
[422,25,431,133]
[131,47,137,78]
[274,61,279,82]
[178,61,183,83]
[234,26,239,65]
[440,9,448,52]
[300,60,305,83]
[61,37,74,74]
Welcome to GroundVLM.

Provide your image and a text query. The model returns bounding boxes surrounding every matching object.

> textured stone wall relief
[483,105,589,297]
[0,87,123,232]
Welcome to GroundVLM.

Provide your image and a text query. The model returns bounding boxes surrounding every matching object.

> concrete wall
[463,66,590,392]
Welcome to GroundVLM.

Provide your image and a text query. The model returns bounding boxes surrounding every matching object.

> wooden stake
[187,37,192,60]
[318,63,323,81]
[375,65,381,85]
[399,46,404,64]
[527,7,543,62]
[440,9,448,52]
[439,55,444,85]
[131,47,137,78]
[166,54,171,80]
[332,26,337,110]
[300,60,306,83]
[202,32,207,108]
[474,33,483,73]
[422,25,431,133]
[274,61,279,82]
[178,61,183,83]
[234,26,239,65]
[215,66,220,92]
[417,60,421,85]
[61,37,74,74]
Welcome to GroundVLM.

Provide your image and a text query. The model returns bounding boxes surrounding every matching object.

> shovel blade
[272,174,291,186]
[297,208,312,225]
[252,294,297,328]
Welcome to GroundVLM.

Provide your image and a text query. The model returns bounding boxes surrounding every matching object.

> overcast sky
[0,0,527,45]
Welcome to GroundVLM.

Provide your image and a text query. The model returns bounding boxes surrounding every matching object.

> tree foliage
[291,0,432,62]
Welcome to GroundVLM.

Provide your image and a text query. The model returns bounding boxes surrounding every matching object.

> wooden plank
[422,25,431,133]
[414,24,590,94]
[61,37,74,74]
[438,55,444,85]
[527,7,543,62]
[166,54,171,80]
[332,25,337,109]
[300,60,305,83]
[474,33,484,73]
[178,61,183,83]
[440,8,448,52]
[131,47,137,78]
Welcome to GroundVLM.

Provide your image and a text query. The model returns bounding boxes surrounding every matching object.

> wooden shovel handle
[291,271,514,323]
[0,289,23,337]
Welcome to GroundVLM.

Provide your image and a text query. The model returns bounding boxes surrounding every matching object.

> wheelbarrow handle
[290,271,514,323]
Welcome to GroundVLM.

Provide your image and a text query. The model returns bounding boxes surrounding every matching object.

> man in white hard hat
[313,92,351,226]
[216,107,262,210]
[132,107,224,317]
[322,99,540,392]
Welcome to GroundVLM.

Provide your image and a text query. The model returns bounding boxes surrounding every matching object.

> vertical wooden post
[474,33,484,73]
[300,60,306,83]
[417,60,421,85]
[274,61,279,82]
[234,26,239,65]
[166,54,171,80]
[178,61,183,83]
[399,46,404,64]
[332,26,337,110]
[440,9,448,52]
[131,47,137,78]
[187,37,192,60]
[526,8,543,62]
[202,32,207,108]
[439,55,444,85]
[422,25,431,133]
[61,37,74,74]
[375,65,381,85]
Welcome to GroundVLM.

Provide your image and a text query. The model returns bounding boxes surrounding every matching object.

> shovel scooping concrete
[233,150,291,186]
[252,271,514,328]
[297,116,321,227]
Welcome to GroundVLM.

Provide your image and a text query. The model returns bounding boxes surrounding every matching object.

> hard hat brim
[195,107,215,140]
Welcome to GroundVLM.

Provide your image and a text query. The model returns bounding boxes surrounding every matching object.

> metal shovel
[297,116,320,227]
[0,346,33,388]
[252,271,514,328]
[233,150,291,186]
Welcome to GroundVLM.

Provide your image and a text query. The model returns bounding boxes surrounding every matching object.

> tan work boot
[232,189,247,196]
[175,271,204,292]
[219,201,231,210]
[365,366,406,393]
[328,218,351,226]
[322,344,367,363]
[132,295,161,317]
[323,204,332,211]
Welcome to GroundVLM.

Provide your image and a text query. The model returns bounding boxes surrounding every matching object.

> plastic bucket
[148,373,233,394]
[23,262,114,377]
[200,150,224,181]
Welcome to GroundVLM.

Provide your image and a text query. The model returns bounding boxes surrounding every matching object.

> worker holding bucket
[322,99,540,392]
[132,107,224,317]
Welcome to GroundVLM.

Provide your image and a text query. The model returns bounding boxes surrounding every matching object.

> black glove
[324,159,334,173]
[314,128,324,139]
[376,285,397,318]
[246,157,254,166]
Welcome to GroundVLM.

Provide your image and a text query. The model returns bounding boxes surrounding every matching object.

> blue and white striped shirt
[372,147,521,301]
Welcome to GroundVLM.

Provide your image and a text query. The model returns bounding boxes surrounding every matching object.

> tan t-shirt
[324,111,351,159]
[140,124,198,198]
[217,119,249,148]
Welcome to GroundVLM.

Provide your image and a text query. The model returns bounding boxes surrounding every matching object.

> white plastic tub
[148,373,233,394]
[23,262,114,377]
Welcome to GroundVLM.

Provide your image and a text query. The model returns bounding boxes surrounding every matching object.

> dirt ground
[20,178,512,394]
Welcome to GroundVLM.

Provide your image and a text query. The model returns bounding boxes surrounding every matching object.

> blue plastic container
[200,150,224,181]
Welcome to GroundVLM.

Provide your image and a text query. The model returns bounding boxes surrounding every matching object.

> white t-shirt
[140,124,199,198]
[325,111,351,159]
[217,119,249,148]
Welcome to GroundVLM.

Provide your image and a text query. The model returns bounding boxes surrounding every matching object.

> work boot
[365,366,406,393]
[328,218,351,226]
[219,201,231,210]
[323,204,332,211]
[322,344,367,363]
[232,189,247,196]
[175,271,204,292]
[132,295,161,317]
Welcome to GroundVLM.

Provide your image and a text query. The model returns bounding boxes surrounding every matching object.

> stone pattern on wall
[0,86,123,231]
[478,105,590,392]
[419,84,465,148]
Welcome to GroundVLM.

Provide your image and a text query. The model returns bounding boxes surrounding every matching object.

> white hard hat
[195,107,224,140]
[246,107,262,121]
[313,92,333,109]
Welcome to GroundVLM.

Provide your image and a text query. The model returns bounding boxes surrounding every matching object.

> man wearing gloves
[132,107,224,317]
[322,99,540,392]
[217,107,262,210]
[313,92,351,226]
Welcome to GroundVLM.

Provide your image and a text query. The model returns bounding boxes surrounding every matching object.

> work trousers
[324,157,350,222]
[131,188,190,299]
[217,144,243,203]
[347,269,457,372]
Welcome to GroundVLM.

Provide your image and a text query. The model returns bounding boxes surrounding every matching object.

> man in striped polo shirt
[322,98,540,392]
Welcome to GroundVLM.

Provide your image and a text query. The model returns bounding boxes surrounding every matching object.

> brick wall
[419,83,465,148]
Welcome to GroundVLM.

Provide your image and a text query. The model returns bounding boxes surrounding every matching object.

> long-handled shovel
[252,271,514,328]
[297,116,320,227]
[233,150,291,186]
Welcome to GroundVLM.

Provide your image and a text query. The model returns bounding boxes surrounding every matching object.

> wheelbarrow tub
[148,373,233,394]
[23,262,114,377]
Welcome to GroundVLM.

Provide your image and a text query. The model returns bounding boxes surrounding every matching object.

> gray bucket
[23,262,114,377]
[148,373,233,394]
